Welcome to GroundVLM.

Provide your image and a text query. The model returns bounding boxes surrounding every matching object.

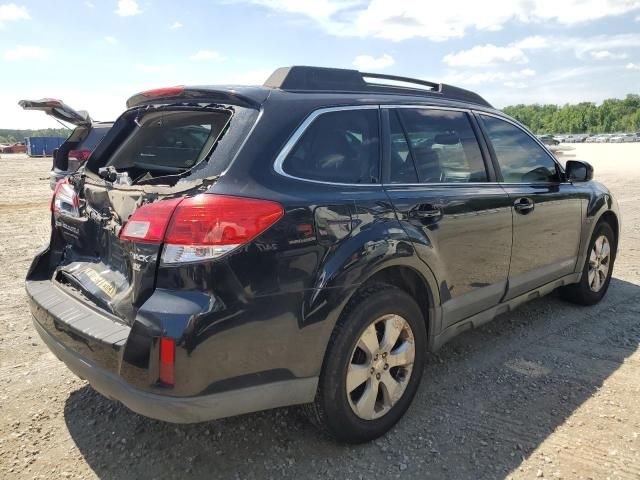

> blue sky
[1,0,639,128]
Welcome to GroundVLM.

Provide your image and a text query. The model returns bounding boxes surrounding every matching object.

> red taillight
[158,337,175,386]
[166,195,284,245]
[68,149,92,163]
[119,194,284,263]
[141,86,184,99]
[162,194,284,263]
[119,198,182,243]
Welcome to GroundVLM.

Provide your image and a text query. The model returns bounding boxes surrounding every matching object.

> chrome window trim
[380,104,470,113]
[273,103,568,188]
[385,182,501,187]
[273,104,383,187]
[475,110,568,181]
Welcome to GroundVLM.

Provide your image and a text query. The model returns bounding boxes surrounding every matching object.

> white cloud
[251,0,360,21]
[353,53,394,70]
[626,62,640,70]
[170,21,183,29]
[590,50,628,60]
[104,36,118,44]
[85,1,94,7]
[514,33,640,59]
[189,50,223,61]
[0,3,30,27]
[443,44,528,67]
[243,0,640,41]
[116,0,141,16]
[512,35,550,50]
[3,45,49,61]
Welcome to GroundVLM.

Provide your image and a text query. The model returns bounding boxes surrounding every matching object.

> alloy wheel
[588,235,611,292]
[346,314,415,420]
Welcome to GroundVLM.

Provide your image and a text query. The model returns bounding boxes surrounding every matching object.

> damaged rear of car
[25,85,292,422]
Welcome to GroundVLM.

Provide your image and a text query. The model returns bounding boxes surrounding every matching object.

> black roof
[263,66,493,108]
[126,66,493,110]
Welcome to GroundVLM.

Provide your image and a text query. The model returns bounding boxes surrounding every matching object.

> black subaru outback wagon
[26,66,619,443]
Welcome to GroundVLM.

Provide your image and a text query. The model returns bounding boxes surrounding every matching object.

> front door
[477,113,583,300]
[383,107,513,327]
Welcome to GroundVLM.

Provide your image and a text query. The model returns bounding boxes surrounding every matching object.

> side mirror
[565,160,593,182]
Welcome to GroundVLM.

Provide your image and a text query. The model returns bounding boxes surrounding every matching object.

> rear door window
[389,111,418,183]
[393,108,488,183]
[480,115,560,183]
[282,108,380,184]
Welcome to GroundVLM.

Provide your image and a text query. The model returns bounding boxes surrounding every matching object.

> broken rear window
[106,109,232,176]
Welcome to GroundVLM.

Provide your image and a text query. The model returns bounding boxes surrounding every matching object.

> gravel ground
[0,145,639,479]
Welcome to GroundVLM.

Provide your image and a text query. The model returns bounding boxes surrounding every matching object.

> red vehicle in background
[0,142,26,153]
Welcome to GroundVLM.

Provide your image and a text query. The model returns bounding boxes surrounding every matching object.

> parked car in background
[0,142,26,153]
[26,66,620,443]
[19,99,112,189]
[536,134,559,146]
[610,133,636,143]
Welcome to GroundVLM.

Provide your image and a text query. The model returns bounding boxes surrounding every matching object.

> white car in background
[609,134,636,143]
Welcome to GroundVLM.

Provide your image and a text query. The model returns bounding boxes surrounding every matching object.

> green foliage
[502,94,640,134]
[0,128,70,144]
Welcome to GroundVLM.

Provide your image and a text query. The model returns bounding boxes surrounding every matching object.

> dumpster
[24,136,67,157]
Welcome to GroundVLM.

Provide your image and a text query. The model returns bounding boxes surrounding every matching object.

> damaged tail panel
[46,99,259,324]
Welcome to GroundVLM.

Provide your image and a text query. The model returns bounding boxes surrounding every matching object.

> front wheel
[305,283,426,443]
[560,222,616,305]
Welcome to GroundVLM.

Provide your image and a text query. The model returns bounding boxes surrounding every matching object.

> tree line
[0,128,70,144]
[2,93,639,141]
[502,94,640,135]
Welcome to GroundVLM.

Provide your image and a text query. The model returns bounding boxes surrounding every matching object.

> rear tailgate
[48,103,246,324]
[19,98,92,126]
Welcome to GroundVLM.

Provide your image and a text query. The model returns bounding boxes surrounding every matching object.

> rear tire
[305,283,426,443]
[560,222,616,306]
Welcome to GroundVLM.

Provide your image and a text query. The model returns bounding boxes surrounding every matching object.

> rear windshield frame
[86,103,260,185]
[105,106,232,181]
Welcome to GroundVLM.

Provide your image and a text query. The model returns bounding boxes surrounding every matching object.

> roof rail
[263,66,492,108]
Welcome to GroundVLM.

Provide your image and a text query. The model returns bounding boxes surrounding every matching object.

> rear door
[477,113,582,300]
[382,106,513,327]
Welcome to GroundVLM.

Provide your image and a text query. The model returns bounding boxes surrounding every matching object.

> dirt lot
[0,145,639,479]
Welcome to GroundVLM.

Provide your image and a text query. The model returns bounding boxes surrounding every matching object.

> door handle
[410,205,442,219]
[514,197,535,214]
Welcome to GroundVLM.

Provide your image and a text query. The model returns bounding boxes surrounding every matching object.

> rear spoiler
[126,86,269,109]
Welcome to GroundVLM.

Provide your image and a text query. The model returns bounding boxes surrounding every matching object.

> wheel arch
[342,263,439,348]
[598,210,619,247]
